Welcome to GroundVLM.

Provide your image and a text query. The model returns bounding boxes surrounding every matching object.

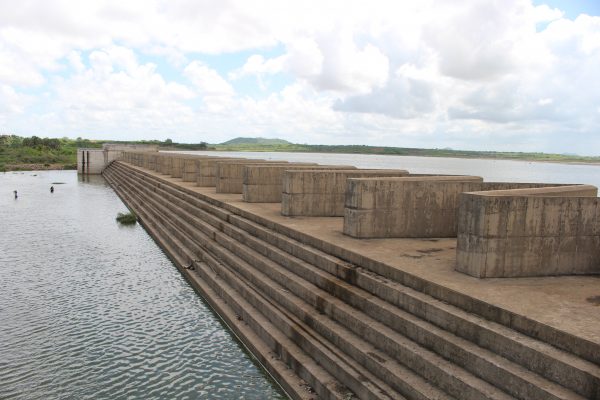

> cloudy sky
[1,0,599,154]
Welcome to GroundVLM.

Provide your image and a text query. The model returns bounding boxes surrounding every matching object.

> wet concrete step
[109,166,521,400]
[108,167,416,400]
[111,165,587,400]
[109,163,600,398]
[104,169,349,400]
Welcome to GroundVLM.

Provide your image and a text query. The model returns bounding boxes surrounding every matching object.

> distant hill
[220,137,292,146]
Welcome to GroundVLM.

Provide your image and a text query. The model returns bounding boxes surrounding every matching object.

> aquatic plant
[116,212,137,225]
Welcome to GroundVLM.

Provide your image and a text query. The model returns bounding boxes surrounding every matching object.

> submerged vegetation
[116,212,137,225]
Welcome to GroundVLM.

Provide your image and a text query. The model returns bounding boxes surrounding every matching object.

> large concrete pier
[99,150,600,400]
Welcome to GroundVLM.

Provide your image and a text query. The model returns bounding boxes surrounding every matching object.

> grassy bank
[0,136,93,172]
[0,136,212,172]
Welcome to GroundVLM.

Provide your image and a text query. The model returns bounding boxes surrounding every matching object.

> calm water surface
[177,151,600,190]
[0,170,286,399]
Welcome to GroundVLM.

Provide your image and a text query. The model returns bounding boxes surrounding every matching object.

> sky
[0,0,599,154]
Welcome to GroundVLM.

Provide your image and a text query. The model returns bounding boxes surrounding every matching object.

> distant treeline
[213,141,600,163]
[0,135,214,171]
[2,134,599,172]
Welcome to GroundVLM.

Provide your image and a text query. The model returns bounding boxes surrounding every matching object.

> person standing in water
[13,190,17,199]
[50,186,54,193]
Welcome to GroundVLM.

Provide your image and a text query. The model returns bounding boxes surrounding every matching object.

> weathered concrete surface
[216,160,295,193]
[196,157,252,187]
[343,179,575,239]
[282,169,409,216]
[182,181,600,360]
[107,161,600,400]
[79,145,158,174]
[243,164,357,203]
[456,185,600,278]
[182,158,200,182]
[343,176,483,238]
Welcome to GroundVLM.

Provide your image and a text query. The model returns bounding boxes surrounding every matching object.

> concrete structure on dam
[95,150,599,400]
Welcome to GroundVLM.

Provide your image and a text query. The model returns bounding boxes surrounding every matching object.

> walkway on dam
[135,162,600,348]
[104,159,600,400]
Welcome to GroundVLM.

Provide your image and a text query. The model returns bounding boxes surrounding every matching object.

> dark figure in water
[13,190,17,199]
[50,186,54,193]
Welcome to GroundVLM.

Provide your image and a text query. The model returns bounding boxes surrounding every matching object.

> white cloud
[0,0,600,154]
[184,61,235,112]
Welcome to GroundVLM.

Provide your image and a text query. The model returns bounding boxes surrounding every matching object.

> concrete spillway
[102,159,599,400]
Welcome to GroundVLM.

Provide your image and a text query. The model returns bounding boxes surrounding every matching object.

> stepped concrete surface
[457,185,600,278]
[282,169,410,216]
[103,158,600,400]
[243,164,358,203]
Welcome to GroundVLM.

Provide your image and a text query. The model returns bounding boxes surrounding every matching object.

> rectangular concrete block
[243,164,356,203]
[216,161,294,193]
[281,169,410,216]
[196,158,251,187]
[343,176,483,238]
[456,185,600,278]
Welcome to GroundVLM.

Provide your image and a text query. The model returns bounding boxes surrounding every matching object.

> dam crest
[84,147,600,400]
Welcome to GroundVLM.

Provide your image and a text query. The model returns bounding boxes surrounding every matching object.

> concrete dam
[83,146,599,399]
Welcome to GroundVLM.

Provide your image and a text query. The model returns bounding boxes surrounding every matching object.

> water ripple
[0,171,285,400]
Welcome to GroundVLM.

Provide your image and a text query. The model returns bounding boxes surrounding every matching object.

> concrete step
[104,169,351,400]
[107,167,412,400]
[110,162,600,399]
[110,166,520,400]
[112,165,586,400]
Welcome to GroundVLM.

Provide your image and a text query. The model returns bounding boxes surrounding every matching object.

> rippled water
[0,170,286,400]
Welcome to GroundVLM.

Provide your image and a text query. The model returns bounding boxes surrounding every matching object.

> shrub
[116,212,137,225]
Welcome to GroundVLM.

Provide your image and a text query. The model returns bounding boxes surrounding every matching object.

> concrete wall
[281,169,410,216]
[197,158,250,187]
[456,185,600,278]
[182,158,200,182]
[77,149,105,174]
[216,161,295,193]
[343,180,573,238]
[343,176,483,238]
[243,164,357,203]
[87,146,158,175]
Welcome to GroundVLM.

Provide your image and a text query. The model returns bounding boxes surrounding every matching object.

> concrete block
[343,176,483,238]
[196,158,251,187]
[243,164,355,203]
[281,169,409,216]
[455,185,600,278]
[216,161,294,193]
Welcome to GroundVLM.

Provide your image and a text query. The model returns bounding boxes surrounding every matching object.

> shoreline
[192,148,600,167]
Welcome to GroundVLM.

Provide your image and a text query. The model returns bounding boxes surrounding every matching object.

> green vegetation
[2,134,599,171]
[116,211,137,225]
[0,135,98,172]
[0,135,213,171]
[213,137,600,163]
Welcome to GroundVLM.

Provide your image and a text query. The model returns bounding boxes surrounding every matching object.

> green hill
[220,137,292,146]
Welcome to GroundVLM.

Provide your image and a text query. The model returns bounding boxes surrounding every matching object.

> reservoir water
[0,170,286,400]
[2,153,600,399]
[179,151,600,190]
